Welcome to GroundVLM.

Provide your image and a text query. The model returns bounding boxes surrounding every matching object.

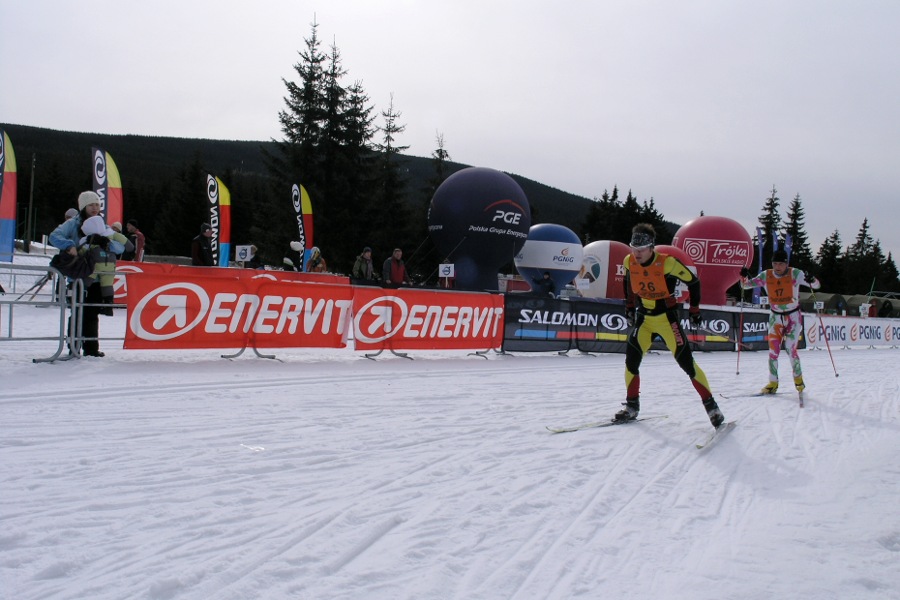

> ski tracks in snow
[3,349,899,599]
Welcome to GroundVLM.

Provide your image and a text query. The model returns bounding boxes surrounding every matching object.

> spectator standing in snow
[49,192,125,357]
[382,248,411,286]
[191,223,215,267]
[531,271,555,297]
[351,247,376,282]
[740,249,821,395]
[307,246,327,272]
[122,219,145,262]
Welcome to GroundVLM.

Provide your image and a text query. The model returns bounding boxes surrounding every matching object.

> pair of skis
[545,415,736,450]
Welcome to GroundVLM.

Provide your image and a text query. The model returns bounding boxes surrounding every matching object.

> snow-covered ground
[2,255,899,600]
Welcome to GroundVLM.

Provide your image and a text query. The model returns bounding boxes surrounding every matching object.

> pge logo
[129,283,210,341]
[486,199,525,224]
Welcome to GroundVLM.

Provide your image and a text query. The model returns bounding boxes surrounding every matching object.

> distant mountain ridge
[1,123,596,235]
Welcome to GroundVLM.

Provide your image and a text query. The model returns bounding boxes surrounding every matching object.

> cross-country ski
[696,421,738,450]
[546,415,667,434]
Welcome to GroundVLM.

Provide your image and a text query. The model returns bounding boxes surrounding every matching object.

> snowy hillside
[2,288,899,599]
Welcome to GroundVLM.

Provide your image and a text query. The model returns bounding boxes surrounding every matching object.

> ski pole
[810,290,839,377]
[736,289,745,375]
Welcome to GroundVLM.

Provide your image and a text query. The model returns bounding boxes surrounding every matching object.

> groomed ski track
[2,334,898,600]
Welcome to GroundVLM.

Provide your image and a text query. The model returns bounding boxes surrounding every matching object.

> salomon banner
[206,175,231,267]
[92,147,123,226]
[503,295,627,353]
[352,287,505,352]
[292,183,314,249]
[734,310,771,352]
[503,296,741,354]
[0,130,16,263]
[124,271,353,349]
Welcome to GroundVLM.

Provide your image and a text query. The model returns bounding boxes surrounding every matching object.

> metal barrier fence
[0,262,111,363]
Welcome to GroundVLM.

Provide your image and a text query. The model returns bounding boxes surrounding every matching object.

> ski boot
[703,397,725,428]
[759,381,779,395]
[614,397,640,422]
[794,376,805,393]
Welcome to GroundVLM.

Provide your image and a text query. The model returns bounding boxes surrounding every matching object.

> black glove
[89,234,109,249]
[804,271,816,282]
[689,307,702,326]
[740,267,750,278]
[625,307,636,327]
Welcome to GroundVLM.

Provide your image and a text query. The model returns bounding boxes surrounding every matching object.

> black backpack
[50,251,96,282]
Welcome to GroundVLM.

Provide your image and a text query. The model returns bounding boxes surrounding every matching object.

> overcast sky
[3,1,899,267]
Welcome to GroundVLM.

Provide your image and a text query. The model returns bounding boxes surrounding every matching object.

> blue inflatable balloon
[514,224,583,294]
[428,167,531,290]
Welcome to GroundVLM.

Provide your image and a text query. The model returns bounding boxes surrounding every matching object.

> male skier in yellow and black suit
[614,223,725,429]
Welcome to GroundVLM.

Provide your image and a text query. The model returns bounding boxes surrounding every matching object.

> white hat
[81,215,114,237]
[65,208,79,220]
[78,191,101,211]
[289,241,303,252]
[111,221,122,232]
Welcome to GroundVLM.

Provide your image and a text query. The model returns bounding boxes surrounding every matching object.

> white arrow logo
[130,282,210,341]
[153,294,189,330]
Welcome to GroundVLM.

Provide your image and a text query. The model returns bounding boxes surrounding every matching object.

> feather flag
[291,183,314,271]
[206,175,231,267]
[92,147,123,226]
[0,130,17,263]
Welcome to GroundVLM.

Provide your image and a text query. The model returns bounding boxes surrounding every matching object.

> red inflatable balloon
[672,216,752,306]
[654,244,695,304]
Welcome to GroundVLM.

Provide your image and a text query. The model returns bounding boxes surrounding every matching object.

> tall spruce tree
[267,21,377,271]
[581,186,619,244]
[783,193,814,272]
[816,229,844,293]
[757,186,782,263]
[843,219,880,294]
[368,94,413,272]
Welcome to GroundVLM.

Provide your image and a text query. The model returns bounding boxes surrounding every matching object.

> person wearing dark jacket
[191,223,215,266]
[352,247,376,281]
[382,248,411,285]
[531,272,556,297]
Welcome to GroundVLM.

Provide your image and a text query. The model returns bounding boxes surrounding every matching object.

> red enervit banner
[114,263,349,301]
[352,287,505,351]
[125,271,353,349]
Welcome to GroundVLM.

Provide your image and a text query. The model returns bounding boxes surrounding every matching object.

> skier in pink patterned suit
[740,249,821,394]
